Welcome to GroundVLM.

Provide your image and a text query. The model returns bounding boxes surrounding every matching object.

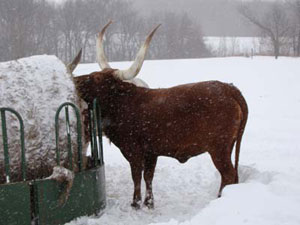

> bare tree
[0,0,59,61]
[146,11,210,59]
[111,2,145,61]
[56,0,139,63]
[238,1,291,59]
[0,0,210,62]
[32,0,58,55]
[0,0,38,60]
[286,0,300,56]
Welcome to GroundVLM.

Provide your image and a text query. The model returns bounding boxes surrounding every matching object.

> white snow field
[68,57,300,225]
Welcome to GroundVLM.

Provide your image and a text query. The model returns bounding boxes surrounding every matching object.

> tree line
[0,0,210,63]
[2,0,300,62]
[238,0,300,59]
[134,0,300,59]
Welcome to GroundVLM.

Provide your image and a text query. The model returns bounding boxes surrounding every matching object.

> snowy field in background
[204,36,262,56]
[204,37,293,56]
[68,57,300,225]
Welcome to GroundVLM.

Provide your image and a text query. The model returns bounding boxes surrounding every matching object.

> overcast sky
[48,0,279,3]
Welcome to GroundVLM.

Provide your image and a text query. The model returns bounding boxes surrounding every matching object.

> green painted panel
[0,182,31,225]
[34,165,106,225]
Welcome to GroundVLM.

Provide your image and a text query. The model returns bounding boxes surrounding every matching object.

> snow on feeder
[0,54,106,225]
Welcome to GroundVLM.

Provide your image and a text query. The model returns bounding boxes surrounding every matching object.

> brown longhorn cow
[71,22,248,209]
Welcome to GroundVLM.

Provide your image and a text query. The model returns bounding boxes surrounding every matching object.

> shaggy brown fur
[74,69,248,209]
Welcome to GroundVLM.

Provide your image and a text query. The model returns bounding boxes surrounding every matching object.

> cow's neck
[99,80,139,122]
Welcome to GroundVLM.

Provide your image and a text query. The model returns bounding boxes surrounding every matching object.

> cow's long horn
[114,24,161,80]
[96,21,112,69]
[67,49,82,76]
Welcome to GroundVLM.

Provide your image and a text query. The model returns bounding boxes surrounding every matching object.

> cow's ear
[67,49,82,76]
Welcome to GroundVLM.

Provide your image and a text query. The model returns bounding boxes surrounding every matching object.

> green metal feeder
[0,99,106,225]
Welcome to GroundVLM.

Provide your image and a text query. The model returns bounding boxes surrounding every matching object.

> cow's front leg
[130,161,143,209]
[143,155,158,209]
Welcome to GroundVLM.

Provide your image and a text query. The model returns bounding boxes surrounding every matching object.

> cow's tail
[230,85,248,182]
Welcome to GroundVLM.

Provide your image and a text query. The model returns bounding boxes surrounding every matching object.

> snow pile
[66,57,300,225]
[0,55,86,182]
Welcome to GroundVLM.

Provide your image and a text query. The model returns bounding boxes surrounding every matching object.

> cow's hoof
[144,199,154,209]
[131,201,141,209]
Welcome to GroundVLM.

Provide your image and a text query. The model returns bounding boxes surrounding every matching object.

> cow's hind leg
[143,155,158,209]
[129,161,143,209]
[210,141,237,197]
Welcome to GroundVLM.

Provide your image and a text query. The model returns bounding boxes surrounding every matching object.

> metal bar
[94,99,104,165]
[89,108,95,161]
[75,109,83,172]
[65,106,73,171]
[18,112,26,181]
[92,103,99,165]
[71,103,83,172]
[55,108,61,166]
[55,103,82,171]
[1,109,10,183]
[0,108,27,182]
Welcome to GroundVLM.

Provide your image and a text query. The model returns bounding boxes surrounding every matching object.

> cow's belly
[152,141,207,163]
[173,146,207,163]
[146,110,241,160]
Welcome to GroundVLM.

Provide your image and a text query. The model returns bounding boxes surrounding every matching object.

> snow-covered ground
[68,57,300,225]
